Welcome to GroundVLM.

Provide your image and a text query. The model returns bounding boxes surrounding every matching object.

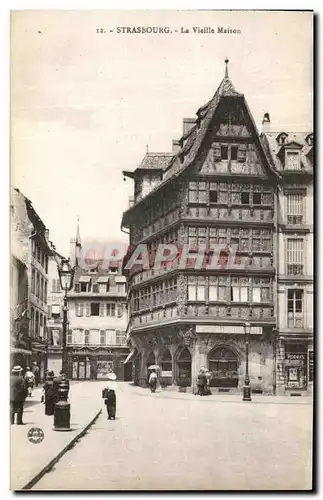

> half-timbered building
[121,62,281,394]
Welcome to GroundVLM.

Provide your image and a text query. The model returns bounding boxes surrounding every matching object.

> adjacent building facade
[57,228,130,381]
[121,64,313,395]
[11,188,52,379]
[261,131,314,394]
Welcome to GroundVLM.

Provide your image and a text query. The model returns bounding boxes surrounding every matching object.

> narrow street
[34,382,312,491]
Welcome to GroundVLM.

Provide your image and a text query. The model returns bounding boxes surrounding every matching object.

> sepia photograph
[10,9,313,491]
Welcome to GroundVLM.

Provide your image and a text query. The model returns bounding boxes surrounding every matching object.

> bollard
[54,377,71,431]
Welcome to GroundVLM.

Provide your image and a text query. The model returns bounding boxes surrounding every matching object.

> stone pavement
[34,381,313,491]
[129,383,313,405]
[10,380,107,490]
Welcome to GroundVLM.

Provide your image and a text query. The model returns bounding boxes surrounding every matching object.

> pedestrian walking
[33,363,40,387]
[43,371,58,416]
[197,368,207,396]
[10,366,27,425]
[205,369,212,395]
[24,366,35,397]
[148,369,157,393]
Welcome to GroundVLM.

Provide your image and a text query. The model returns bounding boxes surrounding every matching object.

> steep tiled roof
[137,152,174,171]
[121,72,278,226]
[261,132,313,173]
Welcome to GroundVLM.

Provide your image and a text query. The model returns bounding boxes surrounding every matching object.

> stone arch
[175,347,192,386]
[208,345,240,389]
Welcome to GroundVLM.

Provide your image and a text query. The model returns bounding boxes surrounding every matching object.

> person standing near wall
[10,366,27,425]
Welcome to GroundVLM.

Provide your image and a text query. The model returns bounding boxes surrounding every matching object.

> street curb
[20,408,102,490]
[134,390,313,405]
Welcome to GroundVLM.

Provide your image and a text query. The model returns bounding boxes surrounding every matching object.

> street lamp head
[57,258,75,292]
[244,321,251,335]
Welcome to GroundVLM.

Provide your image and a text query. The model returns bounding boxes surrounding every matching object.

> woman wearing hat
[42,371,58,416]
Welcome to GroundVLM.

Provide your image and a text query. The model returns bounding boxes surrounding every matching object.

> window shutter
[117,303,122,318]
[238,144,247,163]
[74,283,80,293]
[99,303,105,317]
[85,303,91,317]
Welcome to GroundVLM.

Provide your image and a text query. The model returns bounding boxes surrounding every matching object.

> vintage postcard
[10,9,313,491]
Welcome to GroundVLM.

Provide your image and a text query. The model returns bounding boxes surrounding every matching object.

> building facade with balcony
[261,131,313,394]
[11,187,52,379]
[122,64,280,394]
[64,229,130,381]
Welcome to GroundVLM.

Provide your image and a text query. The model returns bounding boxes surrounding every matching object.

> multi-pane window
[116,330,127,346]
[67,330,72,344]
[74,283,80,292]
[165,279,177,303]
[75,303,84,317]
[188,182,207,203]
[287,239,304,275]
[286,151,301,170]
[188,227,206,249]
[231,277,249,302]
[106,329,116,345]
[287,193,304,225]
[106,303,116,317]
[241,192,250,205]
[288,289,304,327]
[91,303,100,316]
[187,276,206,301]
[84,330,90,345]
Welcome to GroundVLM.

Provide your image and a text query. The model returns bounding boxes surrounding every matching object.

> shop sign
[161,371,172,377]
[284,359,304,367]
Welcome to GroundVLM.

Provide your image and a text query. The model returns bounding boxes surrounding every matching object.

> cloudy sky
[11,10,313,257]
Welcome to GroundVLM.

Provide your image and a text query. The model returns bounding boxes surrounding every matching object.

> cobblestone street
[34,382,312,491]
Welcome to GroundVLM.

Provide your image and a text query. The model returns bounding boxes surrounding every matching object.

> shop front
[284,342,308,390]
[208,346,239,389]
[70,348,128,381]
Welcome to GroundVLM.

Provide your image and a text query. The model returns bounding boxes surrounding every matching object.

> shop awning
[78,276,91,283]
[115,276,126,283]
[97,276,109,283]
[124,351,135,364]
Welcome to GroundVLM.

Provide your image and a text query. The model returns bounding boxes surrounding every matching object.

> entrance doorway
[160,349,172,385]
[176,348,192,386]
[208,346,239,388]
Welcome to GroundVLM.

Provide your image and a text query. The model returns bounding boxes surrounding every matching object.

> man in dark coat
[10,366,27,424]
[103,386,116,420]
[197,368,207,396]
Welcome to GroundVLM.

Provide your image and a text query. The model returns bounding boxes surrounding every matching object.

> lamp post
[242,321,252,402]
[54,258,75,431]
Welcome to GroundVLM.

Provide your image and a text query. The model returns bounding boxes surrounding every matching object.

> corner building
[122,65,279,394]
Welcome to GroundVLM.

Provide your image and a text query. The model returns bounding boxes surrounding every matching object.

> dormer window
[305,133,313,147]
[285,151,301,171]
[276,132,288,145]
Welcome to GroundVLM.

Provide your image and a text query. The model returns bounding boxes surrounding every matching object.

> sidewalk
[129,384,313,405]
[10,380,107,490]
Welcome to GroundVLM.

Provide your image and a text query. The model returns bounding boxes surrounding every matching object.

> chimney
[262,113,270,133]
[183,118,195,136]
[172,140,181,154]
[129,196,134,208]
